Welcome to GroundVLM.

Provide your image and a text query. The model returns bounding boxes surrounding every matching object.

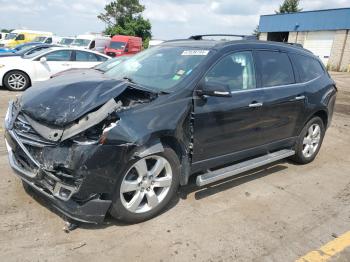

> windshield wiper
[122,76,135,83]
[122,76,169,95]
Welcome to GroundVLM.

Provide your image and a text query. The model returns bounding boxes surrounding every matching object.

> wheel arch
[308,109,328,129]
[133,135,190,186]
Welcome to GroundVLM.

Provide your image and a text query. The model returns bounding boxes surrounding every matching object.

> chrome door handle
[295,95,305,100]
[62,63,70,66]
[249,102,263,108]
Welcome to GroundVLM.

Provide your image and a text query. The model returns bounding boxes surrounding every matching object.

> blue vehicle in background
[0,43,58,57]
[0,42,43,54]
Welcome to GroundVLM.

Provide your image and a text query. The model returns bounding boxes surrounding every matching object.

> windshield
[59,38,74,45]
[105,46,210,91]
[33,36,47,42]
[71,39,91,47]
[109,41,126,50]
[95,57,129,72]
[14,43,34,51]
[5,33,17,40]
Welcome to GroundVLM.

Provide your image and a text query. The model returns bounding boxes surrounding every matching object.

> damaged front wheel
[110,147,180,223]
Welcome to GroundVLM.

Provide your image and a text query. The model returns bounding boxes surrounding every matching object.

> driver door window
[205,51,256,92]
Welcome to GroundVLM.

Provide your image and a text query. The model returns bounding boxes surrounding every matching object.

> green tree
[98,0,152,47]
[1,29,13,33]
[276,0,302,14]
[252,25,260,38]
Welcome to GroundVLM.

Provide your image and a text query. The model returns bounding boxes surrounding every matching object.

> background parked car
[0,47,109,91]
[71,34,111,53]
[50,55,130,78]
[32,36,62,44]
[105,35,142,57]
[58,37,75,46]
[0,43,59,57]
[0,33,8,40]
[0,42,45,54]
[0,30,52,48]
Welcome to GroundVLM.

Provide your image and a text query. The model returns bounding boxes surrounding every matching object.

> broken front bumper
[5,130,111,223]
[3,101,128,224]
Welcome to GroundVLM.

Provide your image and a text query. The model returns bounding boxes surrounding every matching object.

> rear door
[193,51,265,165]
[33,50,74,81]
[72,50,108,68]
[254,50,306,146]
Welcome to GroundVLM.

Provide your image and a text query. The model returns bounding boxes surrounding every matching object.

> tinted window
[16,34,25,41]
[76,51,99,62]
[292,54,324,82]
[205,51,256,91]
[97,55,108,62]
[45,50,72,61]
[45,37,52,44]
[257,51,294,87]
[90,40,96,49]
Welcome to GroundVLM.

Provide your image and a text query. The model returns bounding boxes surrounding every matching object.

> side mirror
[40,57,47,63]
[197,81,231,97]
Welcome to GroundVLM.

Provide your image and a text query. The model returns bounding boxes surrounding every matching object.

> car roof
[162,39,313,56]
[36,47,110,57]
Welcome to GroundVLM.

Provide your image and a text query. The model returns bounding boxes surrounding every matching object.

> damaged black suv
[4,36,337,224]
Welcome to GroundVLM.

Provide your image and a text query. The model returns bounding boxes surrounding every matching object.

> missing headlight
[72,114,119,145]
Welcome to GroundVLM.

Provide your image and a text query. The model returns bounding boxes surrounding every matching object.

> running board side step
[196,149,295,187]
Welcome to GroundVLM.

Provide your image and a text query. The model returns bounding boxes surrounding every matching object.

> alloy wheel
[7,73,27,90]
[302,123,321,158]
[120,156,173,213]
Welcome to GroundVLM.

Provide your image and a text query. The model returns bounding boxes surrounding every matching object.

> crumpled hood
[20,70,143,127]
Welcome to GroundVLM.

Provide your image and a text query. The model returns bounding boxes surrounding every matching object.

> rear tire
[109,147,180,224]
[4,70,30,91]
[291,117,325,164]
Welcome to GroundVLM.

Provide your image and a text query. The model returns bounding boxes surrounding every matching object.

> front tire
[291,116,325,164]
[3,70,30,91]
[110,147,180,223]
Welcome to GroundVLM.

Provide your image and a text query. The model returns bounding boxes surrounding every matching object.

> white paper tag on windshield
[181,50,209,56]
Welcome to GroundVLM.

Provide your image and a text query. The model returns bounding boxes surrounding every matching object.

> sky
[0,0,349,39]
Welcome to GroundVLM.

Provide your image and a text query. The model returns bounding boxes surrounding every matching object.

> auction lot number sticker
[182,50,209,56]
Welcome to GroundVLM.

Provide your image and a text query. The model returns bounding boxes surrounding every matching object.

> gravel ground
[0,72,349,262]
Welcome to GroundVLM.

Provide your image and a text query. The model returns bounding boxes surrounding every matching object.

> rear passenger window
[45,50,72,61]
[76,51,99,62]
[256,51,295,87]
[205,51,256,91]
[291,54,324,82]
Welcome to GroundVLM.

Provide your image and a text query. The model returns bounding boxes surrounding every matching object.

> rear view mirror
[40,57,47,63]
[197,81,231,97]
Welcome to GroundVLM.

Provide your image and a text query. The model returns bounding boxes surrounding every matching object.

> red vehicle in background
[104,35,142,57]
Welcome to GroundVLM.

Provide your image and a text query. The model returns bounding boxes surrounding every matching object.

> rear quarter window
[291,53,325,82]
[256,51,295,87]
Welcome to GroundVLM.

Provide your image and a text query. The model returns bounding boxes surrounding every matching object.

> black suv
[4,36,337,224]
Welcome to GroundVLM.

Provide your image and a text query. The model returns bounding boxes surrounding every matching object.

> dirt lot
[0,73,349,262]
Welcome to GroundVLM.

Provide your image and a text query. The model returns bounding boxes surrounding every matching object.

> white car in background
[0,47,109,91]
[58,37,75,46]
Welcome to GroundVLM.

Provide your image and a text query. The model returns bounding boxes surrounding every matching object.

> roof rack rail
[189,34,257,40]
[284,42,304,48]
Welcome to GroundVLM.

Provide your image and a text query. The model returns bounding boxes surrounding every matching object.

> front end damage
[4,86,158,223]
